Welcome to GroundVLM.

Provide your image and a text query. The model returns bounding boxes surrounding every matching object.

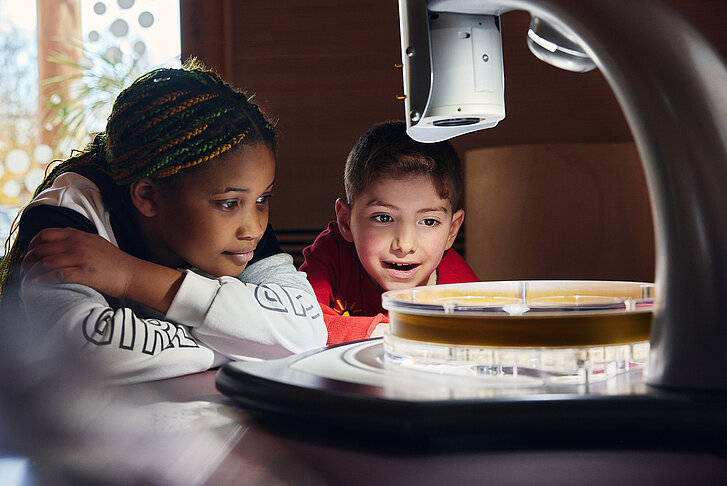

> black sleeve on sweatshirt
[16,205,97,252]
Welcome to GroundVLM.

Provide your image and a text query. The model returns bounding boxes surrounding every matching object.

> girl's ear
[335,198,354,242]
[445,209,465,250]
[129,178,162,218]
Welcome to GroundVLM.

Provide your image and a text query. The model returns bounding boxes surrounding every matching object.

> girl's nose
[237,206,265,240]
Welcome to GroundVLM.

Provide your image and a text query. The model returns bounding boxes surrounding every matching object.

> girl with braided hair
[0,60,326,383]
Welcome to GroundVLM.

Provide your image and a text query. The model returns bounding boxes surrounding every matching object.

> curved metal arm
[419,0,727,390]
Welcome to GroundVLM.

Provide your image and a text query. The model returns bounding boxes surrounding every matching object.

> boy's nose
[391,227,416,254]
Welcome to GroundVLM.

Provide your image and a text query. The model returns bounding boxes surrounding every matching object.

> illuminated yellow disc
[383,280,654,347]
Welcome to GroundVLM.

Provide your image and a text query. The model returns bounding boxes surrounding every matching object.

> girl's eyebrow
[217,180,275,194]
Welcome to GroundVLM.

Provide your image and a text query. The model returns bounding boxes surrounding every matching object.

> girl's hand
[22,227,134,299]
[22,227,185,314]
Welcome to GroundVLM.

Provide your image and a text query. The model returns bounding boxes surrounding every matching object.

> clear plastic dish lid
[382,280,654,316]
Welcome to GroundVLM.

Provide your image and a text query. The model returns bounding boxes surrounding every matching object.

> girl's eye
[256,194,272,204]
[373,214,393,223]
[421,218,439,227]
[219,200,238,209]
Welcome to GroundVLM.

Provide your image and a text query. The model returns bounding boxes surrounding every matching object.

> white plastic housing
[408,12,505,142]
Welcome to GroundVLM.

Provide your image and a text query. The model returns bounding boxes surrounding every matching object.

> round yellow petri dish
[380,281,654,385]
[382,280,654,347]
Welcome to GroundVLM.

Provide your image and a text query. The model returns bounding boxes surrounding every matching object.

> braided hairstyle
[0,58,276,304]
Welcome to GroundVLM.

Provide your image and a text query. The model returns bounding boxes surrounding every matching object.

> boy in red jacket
[300,121,479,344]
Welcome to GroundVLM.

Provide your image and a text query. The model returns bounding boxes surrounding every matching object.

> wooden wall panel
[465,143,655,282]
[180,0,727,252]
[180,0,233,76]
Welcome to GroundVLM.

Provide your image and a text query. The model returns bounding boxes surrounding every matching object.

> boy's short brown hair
[344,121,463,209]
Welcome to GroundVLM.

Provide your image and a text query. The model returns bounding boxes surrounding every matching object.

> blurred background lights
[5,150,31,174]
[16,51,30,66]
[83,0,180,70]
[0,0,180,230]
[24,168,46,193]
[134,40,146,55]
[138,11,154,28]
[3,180,22,199]
[33,144,53,165]
[110,18,129,37]
[104,46,123,63]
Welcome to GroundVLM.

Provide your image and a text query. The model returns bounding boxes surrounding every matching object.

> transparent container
[381,280,654,386]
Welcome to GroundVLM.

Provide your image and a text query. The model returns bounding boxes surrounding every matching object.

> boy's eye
[373,214,393,223]
[421,218,439,227]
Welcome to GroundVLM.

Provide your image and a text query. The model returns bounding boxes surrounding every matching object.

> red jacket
[300,221,479,344]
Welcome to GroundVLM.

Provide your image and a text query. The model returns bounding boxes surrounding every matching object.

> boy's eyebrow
[365,200,450,213]
[418,206,450,214]
[365,199,398,209]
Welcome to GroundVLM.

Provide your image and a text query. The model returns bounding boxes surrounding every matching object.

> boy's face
[336,174,464,292]
[138,144,275,277]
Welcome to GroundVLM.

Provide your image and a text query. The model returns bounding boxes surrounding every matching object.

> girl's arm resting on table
[19,281,219,385]
[170,253,328,358]
[25,228,327,356]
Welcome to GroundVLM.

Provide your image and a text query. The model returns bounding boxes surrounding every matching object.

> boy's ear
[129,178,162,218]
[445,209,465,250]
[335,198,354,242]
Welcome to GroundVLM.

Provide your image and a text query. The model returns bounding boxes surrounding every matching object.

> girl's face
[144,143,275,277]
[337,174,464,292]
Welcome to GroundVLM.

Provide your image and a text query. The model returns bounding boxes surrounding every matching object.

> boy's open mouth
[384,262,419,271]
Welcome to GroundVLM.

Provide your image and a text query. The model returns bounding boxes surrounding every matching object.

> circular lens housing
[432,117,481,127]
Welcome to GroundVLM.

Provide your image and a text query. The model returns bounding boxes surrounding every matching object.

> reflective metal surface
[402,0,727,389]
[526,17,596,72]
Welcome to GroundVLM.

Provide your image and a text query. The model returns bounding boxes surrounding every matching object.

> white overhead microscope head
[398,0,727,391]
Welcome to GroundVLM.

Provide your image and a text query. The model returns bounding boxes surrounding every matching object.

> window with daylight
[0,0,180,249]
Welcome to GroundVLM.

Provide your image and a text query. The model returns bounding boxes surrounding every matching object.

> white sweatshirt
[19,173,327,384]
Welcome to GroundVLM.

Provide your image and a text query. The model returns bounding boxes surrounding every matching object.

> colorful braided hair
[0,58,276,305]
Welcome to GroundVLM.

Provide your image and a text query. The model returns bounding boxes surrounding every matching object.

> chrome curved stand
[401,0,727,389]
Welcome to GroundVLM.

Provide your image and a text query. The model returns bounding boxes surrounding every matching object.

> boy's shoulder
[312,220,348,246]
[301,221,365,287]
[437,249,479,284]
[302,221,358,268]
